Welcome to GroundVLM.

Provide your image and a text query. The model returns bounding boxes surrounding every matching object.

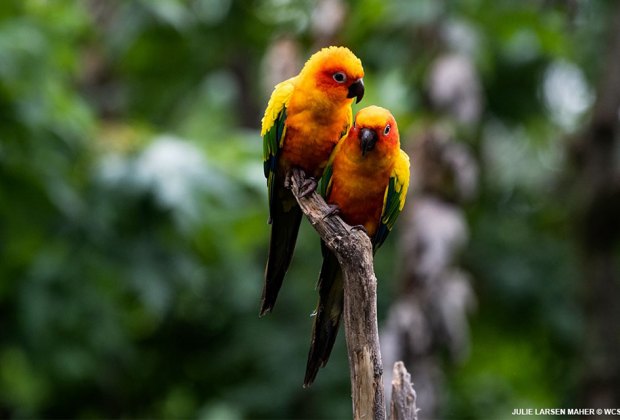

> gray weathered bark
[569,2,620,408]
[390,362,419,420]
[381,127,478,419]
[381,51,481,419]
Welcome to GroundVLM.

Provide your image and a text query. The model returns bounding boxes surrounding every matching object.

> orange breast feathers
[279,103,351,178]
[327,136,396,236]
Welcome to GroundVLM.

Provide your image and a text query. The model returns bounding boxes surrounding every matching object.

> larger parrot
[304,105,410,386]
[260,47,365,316]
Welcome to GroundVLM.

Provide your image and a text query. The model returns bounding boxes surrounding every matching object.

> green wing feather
[261,77,295,219]
[319,135,346,198]
[373,149,411,251]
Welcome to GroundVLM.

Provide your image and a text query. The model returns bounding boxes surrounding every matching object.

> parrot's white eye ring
[333,72,346,83]
[384,124,391,135]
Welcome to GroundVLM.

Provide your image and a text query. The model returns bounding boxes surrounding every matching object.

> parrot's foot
[286,168,317,197]
[285,168,306,190]
[300,177,318,197]
[350,224,369,235]
[322,204,340,219]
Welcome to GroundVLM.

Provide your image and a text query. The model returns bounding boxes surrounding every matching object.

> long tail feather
[304,242,343,387]
[260,191,302,316]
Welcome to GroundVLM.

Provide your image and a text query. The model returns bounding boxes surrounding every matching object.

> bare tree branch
[390,362,419,420]
[288,168,419,419]
[288,167,386,419]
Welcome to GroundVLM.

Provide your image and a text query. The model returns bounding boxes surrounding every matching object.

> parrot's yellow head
[300,46,365,104]
[350,105,400,157]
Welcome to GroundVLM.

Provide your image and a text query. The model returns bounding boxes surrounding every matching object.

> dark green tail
[304,241,343,387]
[259,189,302,316]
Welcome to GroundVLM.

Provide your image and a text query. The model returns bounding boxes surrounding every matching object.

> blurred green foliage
[0,0,614,418]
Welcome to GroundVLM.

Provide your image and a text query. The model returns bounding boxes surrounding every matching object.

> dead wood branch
[390,362,419,420]
[288,168,418,420]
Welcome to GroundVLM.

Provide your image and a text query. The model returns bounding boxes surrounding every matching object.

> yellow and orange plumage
[304,106,410,386]
[260,46,365,316]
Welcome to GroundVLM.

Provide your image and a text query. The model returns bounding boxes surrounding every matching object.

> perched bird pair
[259,46,410,386]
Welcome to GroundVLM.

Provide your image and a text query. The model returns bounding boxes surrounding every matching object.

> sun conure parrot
[260,46,365,316]
[304,105,410,386]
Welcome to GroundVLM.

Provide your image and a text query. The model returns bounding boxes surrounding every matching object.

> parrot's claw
[350,224,369,235]
[300,177,318,197]
[285,168,302,190]
[323,204,340,219]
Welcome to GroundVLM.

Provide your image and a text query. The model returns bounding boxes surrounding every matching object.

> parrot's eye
[333,72,347,83]
[384,124,391,135]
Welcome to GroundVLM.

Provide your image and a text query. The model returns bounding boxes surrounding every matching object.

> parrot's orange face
[349,105,399,157]
[301,46,365,104]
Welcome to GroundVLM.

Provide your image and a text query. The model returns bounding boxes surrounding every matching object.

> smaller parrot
[260,46,365,316]
[304,105,410,387]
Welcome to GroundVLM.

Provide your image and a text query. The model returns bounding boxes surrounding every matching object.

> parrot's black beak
[359,127,377,156]
[347,78,365,103]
